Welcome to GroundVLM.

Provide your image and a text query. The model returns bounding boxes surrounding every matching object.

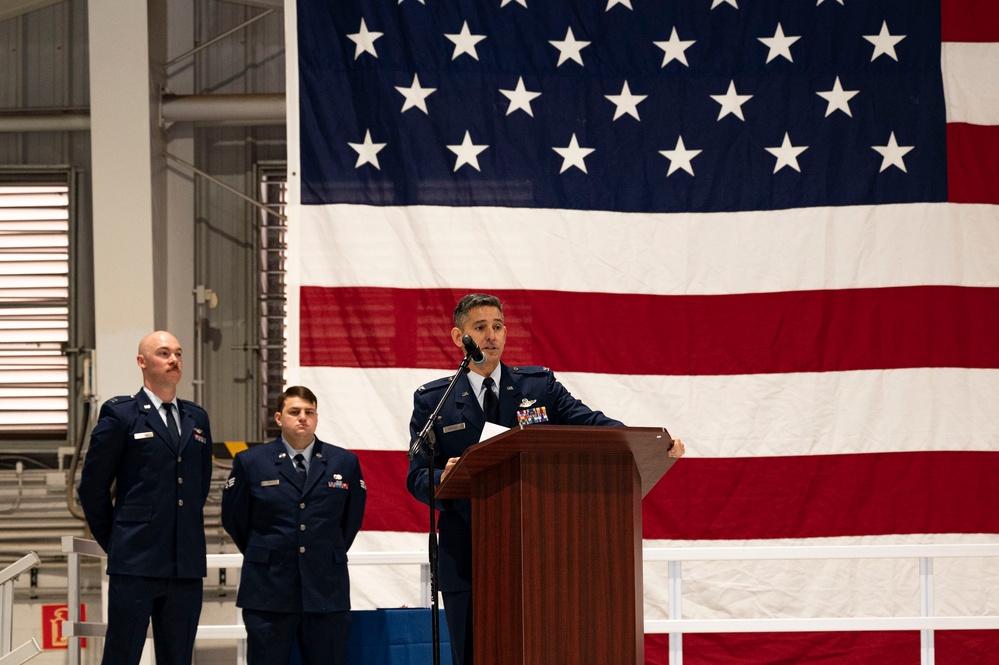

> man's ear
[450,327,464,348]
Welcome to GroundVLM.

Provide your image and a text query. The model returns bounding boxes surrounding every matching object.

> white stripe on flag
[299,202,999,295]
[942,42,999,124]
[305,366,999,457]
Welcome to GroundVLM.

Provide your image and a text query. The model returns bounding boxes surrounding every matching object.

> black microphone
[461,335,487,365]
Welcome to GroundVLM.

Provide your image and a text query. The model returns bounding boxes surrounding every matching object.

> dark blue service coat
[78,388,213,579]
[405,363,623,593]
[221,438,366,614]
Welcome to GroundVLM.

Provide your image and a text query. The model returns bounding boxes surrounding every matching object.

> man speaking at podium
[406,293,685,665]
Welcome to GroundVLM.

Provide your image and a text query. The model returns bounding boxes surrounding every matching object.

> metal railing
[645,543,999,665]
[0,552,42,665]
[60,538,999,664]
[60,537,431,664]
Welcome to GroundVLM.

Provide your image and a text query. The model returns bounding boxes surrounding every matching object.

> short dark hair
[277,385,317,413]
[453,293,503,329]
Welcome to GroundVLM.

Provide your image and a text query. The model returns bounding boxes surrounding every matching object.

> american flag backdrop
[283,0,999,662]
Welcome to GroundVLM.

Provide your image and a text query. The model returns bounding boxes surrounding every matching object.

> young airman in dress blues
[221,385,366,665]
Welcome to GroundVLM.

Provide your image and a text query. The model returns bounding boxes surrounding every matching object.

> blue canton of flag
[298,0,946,213]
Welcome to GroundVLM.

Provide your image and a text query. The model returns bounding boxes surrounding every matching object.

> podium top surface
[435,425,675,500]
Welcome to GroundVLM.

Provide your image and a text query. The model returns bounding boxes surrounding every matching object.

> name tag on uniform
[261,479,280,487]
[133,432,154,440]
[443,423,465,433]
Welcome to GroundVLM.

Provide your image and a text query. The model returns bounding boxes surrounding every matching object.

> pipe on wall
[0,94,287,132]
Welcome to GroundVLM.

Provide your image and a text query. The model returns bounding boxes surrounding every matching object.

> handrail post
[0,552,42,663]
[62,536,105,665]
[420,563,431,608]
[0,576,11,656]
[668,559,682,665]
[920,556,934,665]
[67,548,81,665]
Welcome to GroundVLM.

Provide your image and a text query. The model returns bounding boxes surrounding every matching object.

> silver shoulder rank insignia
[223,478,235,489]
[519,399,537,408]
[359,479,367,490]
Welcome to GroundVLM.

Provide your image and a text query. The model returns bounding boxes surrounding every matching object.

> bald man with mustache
[79,331,214,665]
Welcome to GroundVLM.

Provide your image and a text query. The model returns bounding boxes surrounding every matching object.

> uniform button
[177,477,183,484]
[177,456,182,462]
[178,499,184,506]
[300,524,306,531]
[299,503,305,509]
[299,546,305,554]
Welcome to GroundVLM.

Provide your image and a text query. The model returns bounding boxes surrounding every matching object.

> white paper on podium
[479,421,508,442]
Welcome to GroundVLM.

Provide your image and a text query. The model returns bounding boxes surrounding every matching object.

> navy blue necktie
[293,453,307,477]
[482,377,500,424]
[162,402,180,446]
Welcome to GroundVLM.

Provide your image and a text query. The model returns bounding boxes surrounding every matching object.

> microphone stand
[408,352,474,665]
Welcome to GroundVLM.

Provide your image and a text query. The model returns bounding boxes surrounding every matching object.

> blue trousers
[242,608,350,665]
[442,590,473,665]
[101,574,202,665]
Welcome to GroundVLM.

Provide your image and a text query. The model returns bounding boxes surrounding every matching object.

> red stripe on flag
[645,629,999,664]
[357,450,999,539]
[642,451,999,540]
[646,632,920,665]
[941,0,999,42]
[936,630,999,665]
[301,286,999,375]
[947,123,999,205]
[354,450,428,533]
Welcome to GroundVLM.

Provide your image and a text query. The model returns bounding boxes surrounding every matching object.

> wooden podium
[435,425,676,665]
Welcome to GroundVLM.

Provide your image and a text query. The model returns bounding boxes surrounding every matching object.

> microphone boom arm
[408,350,476,665]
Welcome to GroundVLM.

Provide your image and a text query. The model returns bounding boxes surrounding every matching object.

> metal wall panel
[190,0,286,442]
[0,2,93,457]
[0,0,89,169]
[0,0,289,445]
[196,0,285,94]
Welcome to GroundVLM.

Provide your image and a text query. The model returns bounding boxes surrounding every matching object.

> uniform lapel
[498,365,517,426]
[302,441,328,496]
[453,371,485,430]
[273,439,300,487]
[177,402,195,455]
[135,388,176,453]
